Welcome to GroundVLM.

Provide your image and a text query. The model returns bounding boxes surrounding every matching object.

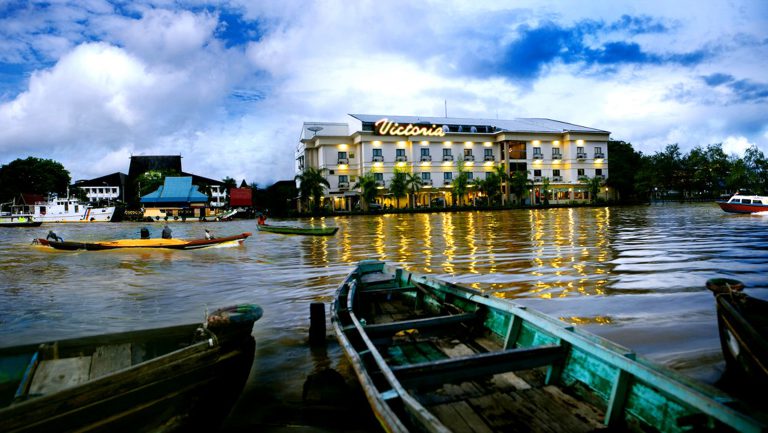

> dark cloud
[702,73,734,86]
[701,73,768,103]
[474,15,709,82]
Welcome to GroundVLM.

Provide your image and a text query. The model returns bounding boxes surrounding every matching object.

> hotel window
[444,172,453,181]
[578,168,585,177]
[372,148,383,162]
[595,168,603,178]
[374,172,384,185]
[337,151,348,164]
[338,175,349,186]
[577,146,586,158]
[466,172,474,180]
[396,148,407,161]
[464,149,474,160]
[421,172,431,181]
[552,148,561,159]
[533,170,541,177]
[594,147,604,158]
[484,148,494,161]
[553,169,561,177]
[421,148,430,156]
[443,148,452,157]
[533,147,542,159]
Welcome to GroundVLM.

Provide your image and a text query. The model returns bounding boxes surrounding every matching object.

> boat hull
[0,304,262,433]
[36,232,252,251]
[333,261,764,433]
[717,201,768,214]
[257,225,338,236]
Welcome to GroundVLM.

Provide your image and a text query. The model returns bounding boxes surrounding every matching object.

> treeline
[607,140,768,202]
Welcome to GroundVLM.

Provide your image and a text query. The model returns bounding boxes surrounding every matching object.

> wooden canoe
[0,304,262,433]
[35,232,252,250]
[257,225,338,236]
[332,260,765,433]
[706,278,768,385]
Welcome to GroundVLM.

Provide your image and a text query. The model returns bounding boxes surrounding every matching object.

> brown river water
[1,202,767,430]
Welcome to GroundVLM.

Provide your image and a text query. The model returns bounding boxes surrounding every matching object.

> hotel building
[296,114,611,211]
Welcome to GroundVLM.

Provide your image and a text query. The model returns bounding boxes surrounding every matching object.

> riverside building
[296,114,612,211]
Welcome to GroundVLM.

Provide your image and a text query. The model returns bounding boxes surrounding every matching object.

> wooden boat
[0,304,262,433]
[716,194,768,214]
[257,224,338,236]
[35,232,252,251]
[332,260,765,433]
[706,278,768,385]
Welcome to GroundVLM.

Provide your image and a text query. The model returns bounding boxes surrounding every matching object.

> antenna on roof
[307,126,323,137]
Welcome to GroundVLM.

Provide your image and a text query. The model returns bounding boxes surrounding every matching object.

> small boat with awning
[257,224,338,236]
[716,194,768,214]
[332,260,765,433]
[35,232,252,251]
[0,304,262,433]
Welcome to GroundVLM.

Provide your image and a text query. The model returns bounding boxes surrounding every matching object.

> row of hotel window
[334,169,604,187]
[336,147,603,163]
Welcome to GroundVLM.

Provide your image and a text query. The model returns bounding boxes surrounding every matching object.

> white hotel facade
[296,114,611,211]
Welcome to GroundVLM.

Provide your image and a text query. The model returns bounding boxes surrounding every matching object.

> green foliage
[353,171,378,211]
[581,176,603,203]
[294,167,330,212]
[404,172,423,208]
[509,170,532,206]
[541,177,551,205]
[0,157,71,202]
[451,160,470,206]
[388,168,408,207]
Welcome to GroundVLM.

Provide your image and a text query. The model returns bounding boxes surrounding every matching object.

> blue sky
[0,0,766,185]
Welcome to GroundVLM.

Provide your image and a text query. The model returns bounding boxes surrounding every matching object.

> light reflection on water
[1,203,768,389]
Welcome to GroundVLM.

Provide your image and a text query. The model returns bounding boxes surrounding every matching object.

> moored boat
[332,260,765,433]
[35,232,252,251]
[716,194,768,214]
[257,224,338,236]
[0,304,262,433]
[0,202,42,227]
[11,193,115,222]
[706,278,768,386]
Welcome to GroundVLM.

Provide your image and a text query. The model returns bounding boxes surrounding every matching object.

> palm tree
[354,171,378,211]
[492,165,510,205]
[541,177,551,205]
[294,167,330,212]
[509,170,533,206]
[405,172,423,208]
[452,160,469,206]
[581,176,603,203]
[389,168,408,208]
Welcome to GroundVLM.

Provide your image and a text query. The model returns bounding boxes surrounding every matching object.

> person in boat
[205,229,215,240]
[46,230,63,242]
[161,225,172,239]
[140,227,150,239]
[257,214,267,225]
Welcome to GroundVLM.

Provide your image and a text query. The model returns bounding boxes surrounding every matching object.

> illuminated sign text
[375,118,446,137]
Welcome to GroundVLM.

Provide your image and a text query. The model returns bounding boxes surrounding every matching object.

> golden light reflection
[466,212,477,274]
[440,213,455,274]
[419,213,433,271]
[562,316,613,326]
[374,216,385,260]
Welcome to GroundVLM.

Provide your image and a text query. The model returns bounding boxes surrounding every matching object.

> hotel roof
[349,114,609,134]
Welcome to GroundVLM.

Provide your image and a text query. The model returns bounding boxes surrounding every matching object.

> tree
[492,165,509,205]
[582,176,604,203]
[540,177,551,205]
[388,168,408,208]
[294,167,329,213]
[0,157,71,202]
[404,172,423,208]
[606,139,642,202]
[452,161,470,206]
[354,171,378,211]
[508,170,532,206]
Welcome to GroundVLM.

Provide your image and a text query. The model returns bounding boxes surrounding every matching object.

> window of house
[374,173,384,181]
[595,147,603,156]
[443,148,452,156]
[466,172,474,180]
[484,148,493,157]
[595,169,603,176]
[553,169,561,177]
[533,169,541,176]
[338,151,347,160]
[338,175,348,183]
[372,148,383,157]
[421,172,431,180]
[421,148,430,156]
[577,146,585,155]
[552,148,561,157]
[396,149,406,157]
[533,147,542,155]
[444,172,453,180]
[578,168,585,176]
[464,149,473,157]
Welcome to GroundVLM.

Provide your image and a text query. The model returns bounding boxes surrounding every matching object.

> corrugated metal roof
[348,114,608,134]
[141,177,208,204]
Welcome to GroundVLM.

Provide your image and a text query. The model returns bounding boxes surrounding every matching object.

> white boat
[13,194,116,223]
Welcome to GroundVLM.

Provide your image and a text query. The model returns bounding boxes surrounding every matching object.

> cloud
[722,136,755,156]
[700,73,768,103]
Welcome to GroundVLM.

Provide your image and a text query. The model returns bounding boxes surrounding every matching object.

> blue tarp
[141,177,209,204]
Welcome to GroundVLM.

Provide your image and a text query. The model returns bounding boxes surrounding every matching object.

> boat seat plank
[430,401,494,433]
[90,344,132,379]
[365,312,477,335]
[360,272,395,285]
[393,345,566,388]
[29,357,92,395]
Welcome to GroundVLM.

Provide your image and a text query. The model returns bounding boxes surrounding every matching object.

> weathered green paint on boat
[0,304,262,433]
[332,260,765,433]
[257,224,339,236]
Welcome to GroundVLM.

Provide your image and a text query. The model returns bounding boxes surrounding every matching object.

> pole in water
[309,302,326,346]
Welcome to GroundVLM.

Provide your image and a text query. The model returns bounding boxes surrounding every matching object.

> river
[1,202,767,430]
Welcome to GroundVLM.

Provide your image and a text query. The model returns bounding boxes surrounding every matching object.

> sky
[0,0,766,186]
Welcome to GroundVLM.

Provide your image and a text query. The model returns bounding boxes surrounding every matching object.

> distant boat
[0,202,41,227]
[706,278,768,385]
[716,194,768,214]
[0,304,262,433]
[333,260,765,433]
[257,224,338,236]
[36,232,252,251]
[11,194,115,223]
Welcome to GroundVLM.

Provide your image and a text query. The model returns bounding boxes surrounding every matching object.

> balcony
[442,155,454,162]
[532,154,543,160]
[375,180,385,187]
[576,153,587,160]
[443,180,453,186]
[533,176,542,182]
[338,182,349,189]
[463,154,475,162]
[552,154,562,160]
[337,158,349,164]
[578,175,588,181]
[372,155,384,162]
[552,176,563,182]
[484,155,495,161]
[395,155,408,162]
[421,179,433,186]
[420,155,432,162]
[594,153,605,159]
